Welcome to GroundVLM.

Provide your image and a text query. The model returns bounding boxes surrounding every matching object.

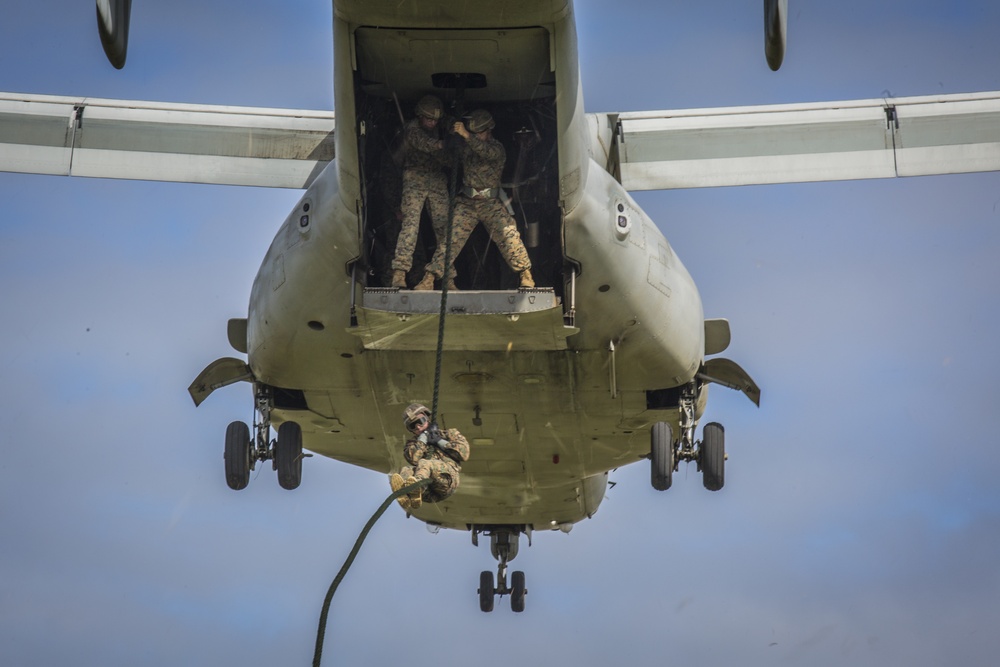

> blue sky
[2,1,999,665]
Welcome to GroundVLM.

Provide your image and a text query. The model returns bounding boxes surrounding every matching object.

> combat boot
[519,268,535,288]
[391,270,406,288]
[414,273,435,291]
[390,473,411,511]
[405,475,423,510]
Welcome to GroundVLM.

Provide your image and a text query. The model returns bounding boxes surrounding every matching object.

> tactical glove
[425,424,443,445]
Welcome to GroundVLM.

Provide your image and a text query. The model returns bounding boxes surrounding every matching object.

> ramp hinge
[884,105,898,130]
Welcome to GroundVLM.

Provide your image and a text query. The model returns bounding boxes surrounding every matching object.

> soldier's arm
[406,124,444,155]
[439,428,470,463]
[403,438,429,466]
[465,135,504,163]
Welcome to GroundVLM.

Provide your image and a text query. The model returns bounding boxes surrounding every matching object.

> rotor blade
[764,0,787,71]
[96,0,132,69]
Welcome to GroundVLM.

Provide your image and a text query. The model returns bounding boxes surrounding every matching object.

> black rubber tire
[224,421,251,491]
[276,421,303,490]
[478,570,495,612]
[511,571,526,613]
[650,422,674,491]
[701,422,725,491]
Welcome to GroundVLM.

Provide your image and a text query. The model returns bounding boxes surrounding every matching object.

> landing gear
[224,384,306,491]
[276,421,303,490]
[700,422,725,491]
[650,422,673,491]
[473,527,528,612]
[478,570,495,612]
[649,382,726,492]
[510,570,527,613]
[224,421,251,490]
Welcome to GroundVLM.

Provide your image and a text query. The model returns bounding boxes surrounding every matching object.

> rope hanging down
[313,141,461,665]
[429,149,461,423]
[312,478,431,666]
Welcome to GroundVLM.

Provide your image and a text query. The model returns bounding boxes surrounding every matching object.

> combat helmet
[466,109,495,133]
[403,402,431,430]
[415,95,443,121]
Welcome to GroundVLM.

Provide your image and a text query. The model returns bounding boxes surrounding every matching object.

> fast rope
[430,147,461,423]
[313,120,462,666]
[312,478,430,667]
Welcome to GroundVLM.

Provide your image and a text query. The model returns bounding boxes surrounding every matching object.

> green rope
[312,478,431,667]
[314,119,462,667]
[430,150,460,424]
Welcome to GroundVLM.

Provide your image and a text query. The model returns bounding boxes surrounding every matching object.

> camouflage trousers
[424,196,531,281]
[391,170,450,272]
[400,457,461,503]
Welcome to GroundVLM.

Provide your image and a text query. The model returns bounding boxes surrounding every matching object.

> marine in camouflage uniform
[390,403,471,511]
[417,109,534,290]
[390,95,451,288]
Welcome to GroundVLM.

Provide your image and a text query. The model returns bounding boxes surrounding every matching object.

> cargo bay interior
[350,26,564,294]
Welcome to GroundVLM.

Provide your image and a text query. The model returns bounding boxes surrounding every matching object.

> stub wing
[595,91,1000,190]
[0,92,335,188]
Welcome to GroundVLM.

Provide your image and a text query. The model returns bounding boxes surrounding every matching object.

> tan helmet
[415,95,443,120]
[403,402,431,428]
[466,109,495,133]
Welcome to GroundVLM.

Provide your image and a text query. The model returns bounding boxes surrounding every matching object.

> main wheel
[701,422,725,491]
[510,570,526,613]
[276,421,303,490]
[478,570,495,612]
[224,421,251,491]
[650,422,674,491]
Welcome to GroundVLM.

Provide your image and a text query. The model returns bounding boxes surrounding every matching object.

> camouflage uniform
[424,132,531,282]
[391,118,450,274]
[399,427,470,503]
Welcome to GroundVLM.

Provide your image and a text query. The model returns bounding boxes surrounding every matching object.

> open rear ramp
[351,288,578,351]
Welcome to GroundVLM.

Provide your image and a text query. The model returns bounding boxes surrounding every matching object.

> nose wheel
[474,527,527,612]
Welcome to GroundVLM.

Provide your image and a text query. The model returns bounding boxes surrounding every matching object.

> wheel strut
[473,527,528,612]
[675,382,699,466]
[253,384,275,468]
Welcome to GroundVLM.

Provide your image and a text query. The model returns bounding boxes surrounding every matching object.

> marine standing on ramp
[390,403,470,511]
[391,95,451,289]
[417,109,535,290]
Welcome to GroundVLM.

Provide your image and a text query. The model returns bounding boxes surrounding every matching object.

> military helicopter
[2,0,997,614]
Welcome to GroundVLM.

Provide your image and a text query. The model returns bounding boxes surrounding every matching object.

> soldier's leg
[389,471,411,511]
[391,175,427,280]
[443,202,481,282]
[419,201,478,286]
[426,179,452,253]
[481,201,533,285]
[426,185,456,288]
[405,459,436,509]
[426,460,461,502]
